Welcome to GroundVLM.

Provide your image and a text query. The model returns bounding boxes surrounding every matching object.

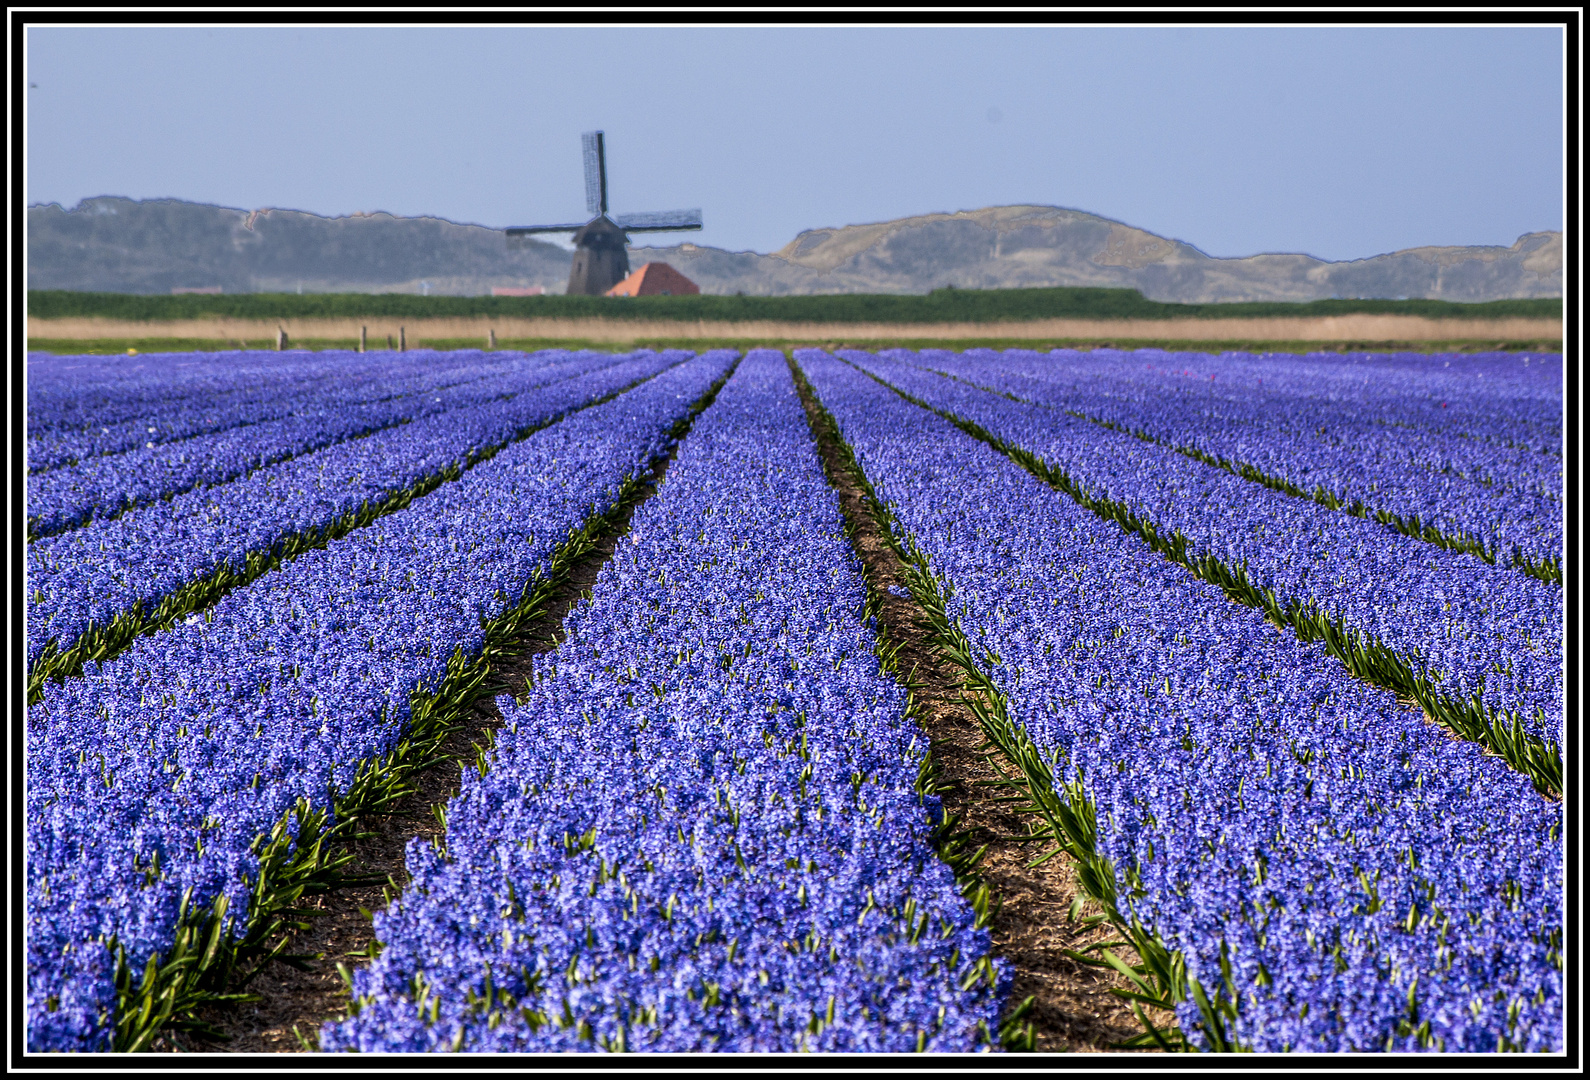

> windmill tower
[506,131,702,296]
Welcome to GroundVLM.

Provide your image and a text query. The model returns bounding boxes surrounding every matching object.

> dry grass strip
[28,313,1562,345]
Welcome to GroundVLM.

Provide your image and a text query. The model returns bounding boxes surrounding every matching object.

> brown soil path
[150,463,667,1053]
[791,360,1147,1053]
[153,358,1150,1055]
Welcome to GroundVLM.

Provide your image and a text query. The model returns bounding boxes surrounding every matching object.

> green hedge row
[27,288,1563,325]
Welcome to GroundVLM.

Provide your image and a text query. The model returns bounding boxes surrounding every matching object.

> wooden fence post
[387,334,395,350]
[360,326,367,353]
[489,328,497,349]
[399,326,407,352]
[277,328,288,351]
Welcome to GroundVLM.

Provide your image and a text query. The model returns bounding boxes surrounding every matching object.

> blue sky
[25,24,1564,262]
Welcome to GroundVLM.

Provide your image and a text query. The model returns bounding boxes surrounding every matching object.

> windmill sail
[506,130,702,292]
[505,223,586,248]
[506,223,587,236]
[582,131,607,216]
[612,209,703,232]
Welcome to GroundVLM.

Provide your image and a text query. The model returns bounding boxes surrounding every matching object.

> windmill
[506,131,702,296]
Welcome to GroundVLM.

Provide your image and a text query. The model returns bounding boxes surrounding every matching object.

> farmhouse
[606,261,700,297]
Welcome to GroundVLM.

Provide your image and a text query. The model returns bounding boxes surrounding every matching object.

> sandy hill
[632,205,1560,302]
[28,197,1560,302]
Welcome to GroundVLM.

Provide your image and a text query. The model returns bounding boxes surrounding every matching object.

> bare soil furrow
[789,357,1145,1053]
[151,459,673,1054]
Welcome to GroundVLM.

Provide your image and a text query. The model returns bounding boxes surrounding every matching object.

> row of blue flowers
[797,349,1562,1053]
[27,351,681,675]
[943,346,1562,474]
[839,351,1562,750]
[25,351,736,1051]
[322,351,1007,1053]
[907,348,1561,576]
[25,348,497,472]
[27,349,602,538]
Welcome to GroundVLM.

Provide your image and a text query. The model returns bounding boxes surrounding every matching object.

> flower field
[24,345,1564,1054]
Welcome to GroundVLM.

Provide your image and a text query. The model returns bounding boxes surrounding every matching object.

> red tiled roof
[606,262,700,297]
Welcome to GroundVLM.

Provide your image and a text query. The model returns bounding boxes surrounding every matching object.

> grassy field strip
[25,313,1565,346]
[915,363,1562,586]
[30,336,1567,357]
[25,356,678,703]
[840,357,1561,798]
[24,287,1562,324]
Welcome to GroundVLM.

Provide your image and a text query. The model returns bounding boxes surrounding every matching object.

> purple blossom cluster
[839,351,1563,747]
[24,352,737,1052]
[26,350,604,538]
[26,350,528,473]
[936,346,1564,457]
[798,350,1562,1053]
[28,350,341,470]
[27,351,680,671]
[906,348,1563,572]
[322,352,1005,1053]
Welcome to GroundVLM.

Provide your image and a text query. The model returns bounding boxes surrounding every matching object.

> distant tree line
[26,288,1563,324]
